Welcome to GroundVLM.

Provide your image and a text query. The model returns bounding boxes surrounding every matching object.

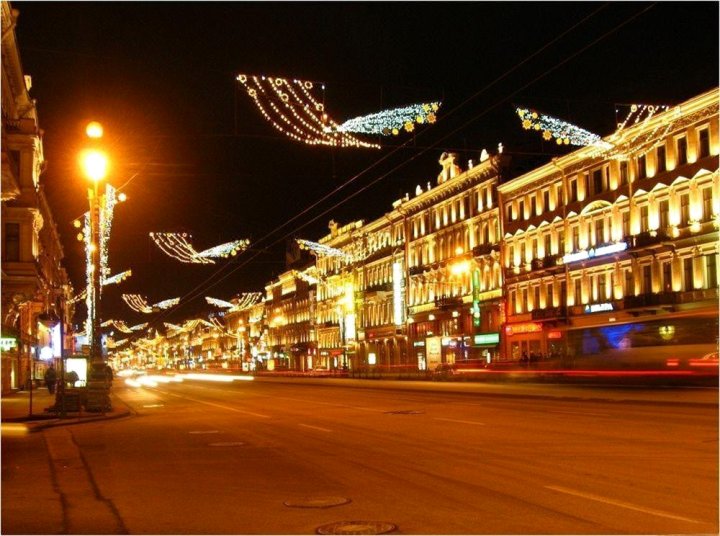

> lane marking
[545,485,702,524]
[434,417,485,426]
[299,423,332,433]
[155,389,270,418]
[189,430,220,434]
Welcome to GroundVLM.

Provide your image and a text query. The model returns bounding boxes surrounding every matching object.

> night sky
[12,1,718,329]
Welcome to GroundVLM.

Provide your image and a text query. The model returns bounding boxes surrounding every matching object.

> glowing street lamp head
[117,192,127,202]
[80,149,108,182]
[85,121,104,139]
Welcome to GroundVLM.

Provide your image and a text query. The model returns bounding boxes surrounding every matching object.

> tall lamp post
[80,121,110,412]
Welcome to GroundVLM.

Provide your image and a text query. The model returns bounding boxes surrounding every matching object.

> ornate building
[498,88,719,366]
[1,1,74,393]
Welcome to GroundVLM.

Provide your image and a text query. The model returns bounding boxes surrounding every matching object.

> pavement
[1,385,133,433]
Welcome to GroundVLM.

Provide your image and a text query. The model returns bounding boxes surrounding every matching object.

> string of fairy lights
[297,239,354,261]
[206,297,235,309]
[121,294,180,314]
[516,107,610,147]
[149,233,250,264]
[236,74,441,148]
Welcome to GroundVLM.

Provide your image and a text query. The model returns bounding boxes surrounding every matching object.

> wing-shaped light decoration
[206,297,235,309]
[231,292,263,310]
[164,322,183,332]
[336,102,441,136]
[150,233,250,264]
[296,239,353,260]
[130,322,148,331]
[122,294,154,314]
[102,269,132,287]
[516,107,612,148]
[196,239,250,260]
[297,266,320,285]
[208,316,230,335]
[237,74,380,149]
[153,298,180,310]
[101,320,134,334]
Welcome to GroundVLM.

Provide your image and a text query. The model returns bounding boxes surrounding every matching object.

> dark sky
[12,1,719,329]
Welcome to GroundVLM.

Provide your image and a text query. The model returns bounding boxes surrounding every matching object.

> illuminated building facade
[313,220,362,370]
[403,152,507,370]
[264,269,315,371]
[498,88,719,365]
[1,2,74,393]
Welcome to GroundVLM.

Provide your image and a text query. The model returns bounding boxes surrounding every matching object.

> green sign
[474,333,500,345]
[0,337,18,351]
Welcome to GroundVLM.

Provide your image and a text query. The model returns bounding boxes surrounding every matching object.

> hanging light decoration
[129,322,148,331]
[153,298,180,310]
[102,269,132,287]
[230,292,263,310]
[516,107,611,148]
[150,233,250,263]
[122,294,154,314]
[237,74,380,149]
[296,238,354,260]
[101,319,134,334]
[336,102,441,136]
[206,297,235,309]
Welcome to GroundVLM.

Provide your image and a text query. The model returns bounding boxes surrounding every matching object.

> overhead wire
[149,3,655,325]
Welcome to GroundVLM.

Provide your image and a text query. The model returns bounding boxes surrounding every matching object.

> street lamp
[80,122,110,412]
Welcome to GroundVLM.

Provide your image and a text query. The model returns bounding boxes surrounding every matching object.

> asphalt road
[4,377,718,534]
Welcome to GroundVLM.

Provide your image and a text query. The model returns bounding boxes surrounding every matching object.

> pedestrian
[44,365,57,394]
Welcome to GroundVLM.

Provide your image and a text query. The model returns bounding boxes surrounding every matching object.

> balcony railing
[434,296,464,309]
[472,243,499,257]
[626,231,670,249]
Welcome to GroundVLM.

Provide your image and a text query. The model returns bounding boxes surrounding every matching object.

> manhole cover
[208,441,244,447]
[383,410,424,415]
[316,521,396,535]
[189,430,219,434]
[284,496,351,509]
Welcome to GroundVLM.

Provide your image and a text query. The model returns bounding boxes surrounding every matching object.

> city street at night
[2,377,718,534]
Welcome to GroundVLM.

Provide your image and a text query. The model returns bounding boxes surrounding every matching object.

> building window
[572,227,580,251]
[570,179,578,203]
[677,136,688,165]
[598,273,607,301]
[510,290,517,314]
[594,219,604,245]
[705,254,718,289]
[574,279,582,304]
[637,154,647,179]
[625,269,634,296]
[508,245,514,266]
[698,128,710,159]
[622,211,630,238]
[3,223,20,262]
[518,200,525,220]
[546,283,554,306]
[530,196,537,217]
[506,204,513,222]
[558,230,565,255]
[683,257,693,291]
[543,190,550,213]
[592,169,603,195]
[662,261,672,293]
[640,205,649,233]
[680,192,690,225]
[642,265,652,294]
[656,144,666,173]
[560,280,567,305]
[619,161,629,186]
[702,187,713,221]
[659,199,669,230]
[544,234,552,257]
[556,184,564,206]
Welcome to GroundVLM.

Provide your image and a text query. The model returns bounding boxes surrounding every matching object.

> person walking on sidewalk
[44,365,57,394]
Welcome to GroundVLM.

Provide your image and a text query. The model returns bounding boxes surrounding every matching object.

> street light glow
[80,149,109,181]
[85,121,104,138]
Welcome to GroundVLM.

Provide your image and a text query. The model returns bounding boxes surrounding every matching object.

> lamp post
[80,122,110,412]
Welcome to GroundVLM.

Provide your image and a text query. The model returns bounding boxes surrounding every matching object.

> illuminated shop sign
[413,341,426,347]
[474,333,500,345]
[561,241,628,264]
[547,330,562,339]
[0,337,18,351]
[584,302,614,313]
[505,322,542,336]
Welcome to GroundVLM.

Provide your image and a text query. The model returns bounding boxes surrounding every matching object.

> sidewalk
[1,386,133,433]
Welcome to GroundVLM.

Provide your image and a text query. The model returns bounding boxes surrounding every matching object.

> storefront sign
[584,302,613,313]
[561,241,628,265]
[474,333,500,345]
[505,322,542,336]
[547,330,562,339]
[426,337,442,369]
[412,341,425,347]
[0,337,18,351]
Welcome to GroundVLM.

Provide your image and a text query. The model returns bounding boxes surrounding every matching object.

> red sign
[505,322,542,336]
[547,330,562,339]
